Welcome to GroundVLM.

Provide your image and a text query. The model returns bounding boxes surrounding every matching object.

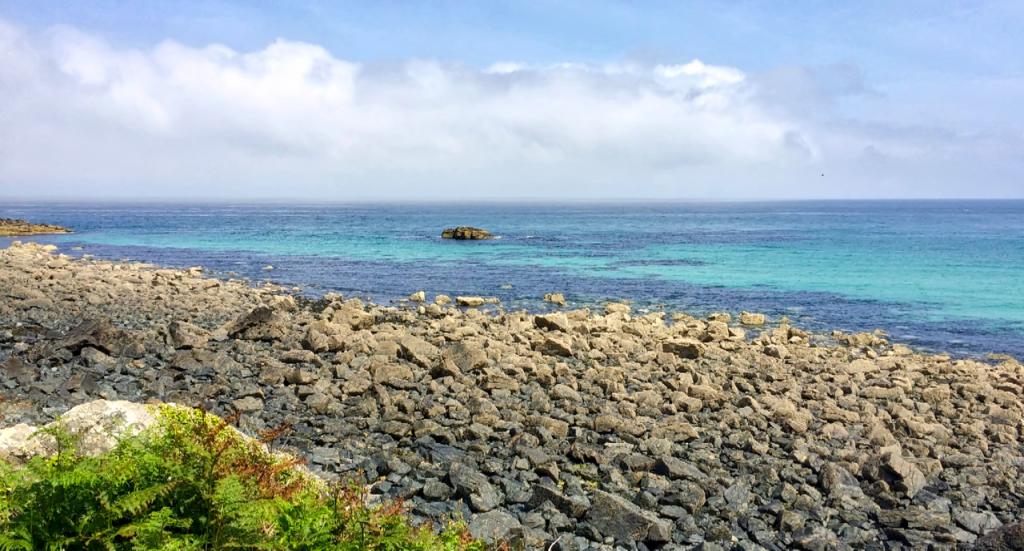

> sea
[2,200,1022,359]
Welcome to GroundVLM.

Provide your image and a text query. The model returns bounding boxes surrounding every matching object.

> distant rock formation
[441,226,492,240]
[0,218,72,236]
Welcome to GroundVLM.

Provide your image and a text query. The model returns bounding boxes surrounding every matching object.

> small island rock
[441,226,493,240]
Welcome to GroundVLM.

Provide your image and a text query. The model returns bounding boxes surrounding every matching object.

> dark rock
[225,306,287,341]
[48,318,144,358]
[973,521,1024,550]
[586,489,672,544]
[441,227,493,240]
[862,445,927,498]
[527,484,590,519]
[449,462,500,512]
[468,510,523,545]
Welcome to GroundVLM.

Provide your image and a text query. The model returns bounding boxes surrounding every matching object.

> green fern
[0,406,487,550]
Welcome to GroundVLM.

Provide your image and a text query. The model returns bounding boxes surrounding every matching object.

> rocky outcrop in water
[441,227,492,240]
[0,219,72,236]
[1,241,1022,549]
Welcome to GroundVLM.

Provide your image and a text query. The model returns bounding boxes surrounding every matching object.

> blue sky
[0,0,1021,199]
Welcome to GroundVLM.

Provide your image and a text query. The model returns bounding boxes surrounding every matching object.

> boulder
[543,293,566,306]
[663,338,705,359]
[0,400,155,465]
[468,510,523,545]
[408,291,426,302]
[604,302,631,315]
[534,313,571,333]
[441,227,493,240]
[397,335,439,368]
[586,490,672,544]
[224,306,288,341]
[168,320,210,349]
[456,292,487,307]
[449,462,500,512]
[972,522,1024,551]
[862,445,928,498]
[47,318,145,358]
[739,311,767,325]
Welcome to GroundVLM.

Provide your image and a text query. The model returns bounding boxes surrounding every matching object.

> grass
[0,405,485,550]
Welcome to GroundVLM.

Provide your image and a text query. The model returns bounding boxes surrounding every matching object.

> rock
[0,400,155,465]
[442,342,488,372]
[441,227,493,240]
[586,490,672,544]
[456,296,487,307]
[449,462,500,512]
[663,338,705,359]
[604,302,631,315]
[703,320,730,341]
[422,479,453,500]
[0,218,72,236]
[739,311,766,325]
[168,320,210,349]
[528,484,590,518]
[224,306,287,341]
[332,305,375,330]
[397,336,439,368]
[232,396,264,413]
[372,362,415,387]
[534,313,571,332]
[543,293,566,306]
[765,344,789,359]
[973,522,1024,550]
[409,291,426,302]
[48,318,144,358]
[863,445,928,498]
[469,510,523,545]
[959,511,1004,535]
[536,335,572,357]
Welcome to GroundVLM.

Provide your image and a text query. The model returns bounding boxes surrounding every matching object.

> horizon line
[2,196,1023,206]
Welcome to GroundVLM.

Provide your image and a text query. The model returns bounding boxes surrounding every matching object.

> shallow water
[3,200,1022,358]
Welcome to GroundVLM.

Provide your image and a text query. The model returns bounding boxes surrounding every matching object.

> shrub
[0,406,485,550]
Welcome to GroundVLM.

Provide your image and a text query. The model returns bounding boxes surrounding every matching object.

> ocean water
[2,200,1023,358]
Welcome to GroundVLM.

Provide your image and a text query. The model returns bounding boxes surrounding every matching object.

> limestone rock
[543,292,566,306]
[739,311,767,325]
[663,338,705,359]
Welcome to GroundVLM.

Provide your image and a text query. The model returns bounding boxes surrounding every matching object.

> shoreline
[1,240,1022,548]
[0,218,72,237]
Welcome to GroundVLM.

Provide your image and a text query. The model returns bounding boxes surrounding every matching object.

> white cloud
[0,18,1018,199]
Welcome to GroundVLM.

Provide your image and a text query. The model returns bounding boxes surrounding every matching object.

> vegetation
[0,406,484,550]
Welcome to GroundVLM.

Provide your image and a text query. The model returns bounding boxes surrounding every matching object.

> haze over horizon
[0,1,1022,200]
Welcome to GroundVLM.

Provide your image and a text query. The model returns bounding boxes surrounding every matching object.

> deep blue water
[2,200,1023,358]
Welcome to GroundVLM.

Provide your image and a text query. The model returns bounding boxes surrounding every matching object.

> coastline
[0,218,72,237]
[1,240,1022,547]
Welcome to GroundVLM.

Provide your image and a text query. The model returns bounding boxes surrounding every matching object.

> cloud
[0,18,1019,199]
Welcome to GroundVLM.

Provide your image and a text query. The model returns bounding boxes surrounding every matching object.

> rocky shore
[0,218,72,236]
[1,241,1021,549]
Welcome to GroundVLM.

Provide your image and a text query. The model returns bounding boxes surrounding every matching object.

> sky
[0,0,1021,200]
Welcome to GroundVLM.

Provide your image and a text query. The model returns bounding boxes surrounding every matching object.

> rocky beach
[1,240,1022,549]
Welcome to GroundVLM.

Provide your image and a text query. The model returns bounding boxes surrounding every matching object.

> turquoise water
[2,200,1022,358]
